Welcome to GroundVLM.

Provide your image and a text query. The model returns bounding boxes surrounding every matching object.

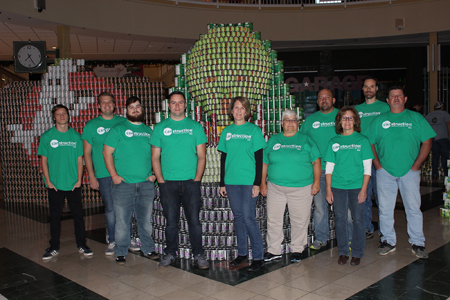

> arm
[83,140,98,190]
[194,143,206,181]
[219,152,227,197]
[447,121,450,141]
[260,163,268,197]
[73,156,83,191]
[325,173,333,204]
[358,175,370,204]
[311,158,321,195]
[371,144,382,170]
[41,156,57,191]
[103,145,124,184]
[151,145,164,183]
[252,149,263,198]
[411,138,433,171]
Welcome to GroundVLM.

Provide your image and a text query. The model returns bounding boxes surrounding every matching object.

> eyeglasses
[283,119,298,123]
[342,116,354,121]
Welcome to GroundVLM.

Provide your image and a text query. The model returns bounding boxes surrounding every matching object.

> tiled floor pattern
[0,180,449,299]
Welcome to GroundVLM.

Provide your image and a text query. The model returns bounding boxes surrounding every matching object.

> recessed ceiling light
[52,46,57,49]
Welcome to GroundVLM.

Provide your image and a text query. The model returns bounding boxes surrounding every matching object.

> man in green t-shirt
[82,92,138,256]
[150,91,209,269]
[369,86,436,259]
[37,105,93,261]
[103,96,157,264]
[300,88,338,250]
[355,77,390,239]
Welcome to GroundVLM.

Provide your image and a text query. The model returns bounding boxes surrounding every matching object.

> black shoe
[291,252,302,262]
[147,251,159,260]
[264,252,282,262]
[366,230,374,239]
[247,260,264,272]
[116,256,126,264]
[230,255,248,267]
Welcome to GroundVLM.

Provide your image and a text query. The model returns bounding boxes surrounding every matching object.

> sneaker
[291,252,302,262]
[411,245,428,259]
[376,241,396,256]
[42,248,59,261]
[147,251,159,260]
[310,240,325,250]
[194,254,210,270]
[159,253,176,267]
[230,255,248,267]
[129,237,141,252]
[78,245,94,257]
[247,260,264,272]
[264,253,282,262]
[366,230,374,239]
[105,242,115,256]
[116,256,126,264]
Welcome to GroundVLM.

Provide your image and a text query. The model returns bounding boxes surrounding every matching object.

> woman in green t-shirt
[218,96,266,272]
[324,107,374,266]
[261,110,321,263]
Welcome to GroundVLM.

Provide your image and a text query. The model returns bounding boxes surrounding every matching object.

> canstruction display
[0,58,165,203]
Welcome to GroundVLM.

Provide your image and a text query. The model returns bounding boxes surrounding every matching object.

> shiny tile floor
[0,179,450,300]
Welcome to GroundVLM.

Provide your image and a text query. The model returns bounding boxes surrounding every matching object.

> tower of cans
[0,58,165,203]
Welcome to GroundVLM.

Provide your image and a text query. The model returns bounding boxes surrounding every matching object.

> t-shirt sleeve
[252,126,267,152]
[309,138,321,162]
[367,118,378,144]
[361,136,375,160]
[217,128,227,153]
[263,137,272,164]
[149,124,161,147]
[195,122,208,145]
[75,132,83,157]
[37,133,48,157]
[419,115,437,142]
[324,140,335,163]
[445,113,450,123]
[103,126,120,148]
[81,122,92,144]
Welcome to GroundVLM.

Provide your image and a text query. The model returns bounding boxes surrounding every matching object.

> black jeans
[159,180,204,256]
[48,188,86,250]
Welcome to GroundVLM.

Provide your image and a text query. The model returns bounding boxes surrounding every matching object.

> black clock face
[17,45,42,68]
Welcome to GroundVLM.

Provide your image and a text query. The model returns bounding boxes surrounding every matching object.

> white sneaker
[129,237,140,252]
[105,242,116,256]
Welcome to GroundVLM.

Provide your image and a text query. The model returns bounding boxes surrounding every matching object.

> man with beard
[300,88,337,250]
[355,77,390,239]
[150,91,209,269]
[103,96,157,264]
[369,86,435,258]
[82,92,141,255]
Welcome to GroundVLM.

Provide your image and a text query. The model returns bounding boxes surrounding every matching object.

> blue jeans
[364,164,379,233]
[432,139,450,177]
[159,180,204,256]
[377,168,424,247]
[98,177,133,243]
[313,170,329,243]
[112,181,155,257]
[332,188,365,258]
[225,185,264,260]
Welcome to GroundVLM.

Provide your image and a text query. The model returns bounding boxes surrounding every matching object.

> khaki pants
[266,181,313,254]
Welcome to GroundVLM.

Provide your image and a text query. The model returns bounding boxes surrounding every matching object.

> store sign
[286,75,368,92]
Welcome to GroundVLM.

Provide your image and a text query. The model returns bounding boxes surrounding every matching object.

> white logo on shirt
[164,128,173,136]
[332,143,340,152]
[382,121,391,129]
[125,130,133,137]
[359,111,363,118]
[382,120,412,129]
[312,121,320,129]
[97,127,106,135]
[50,140,59,148]
[312,121,334,129]
[273,143,281,150]
[226,133,232,140]
[274,143,302,151]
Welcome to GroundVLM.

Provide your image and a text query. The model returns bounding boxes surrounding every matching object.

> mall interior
[1,0,450,299]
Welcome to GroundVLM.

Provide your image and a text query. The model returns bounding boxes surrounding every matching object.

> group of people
[38,76,436,271]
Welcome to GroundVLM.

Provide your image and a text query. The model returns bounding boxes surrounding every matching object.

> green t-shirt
[103,121,153,183]
[264,131,321,187]
[218,122,267,185]
[37,127,83,191]
[355,100,390,135]
[300,108,338,169]
[81,115,126,178]
[324,132,374,189]
[368,109,436,177]
[150,117,207,181]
